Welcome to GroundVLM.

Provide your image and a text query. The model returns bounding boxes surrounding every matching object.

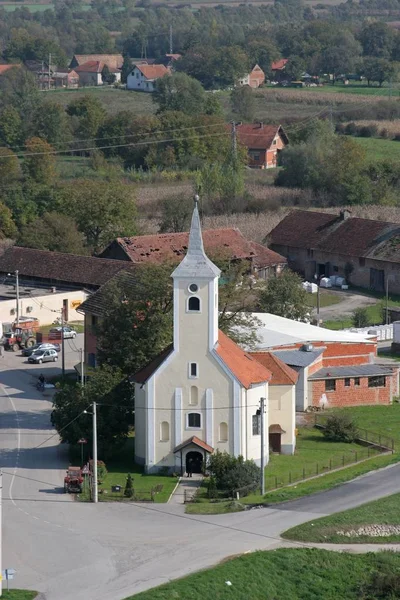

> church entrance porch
[186,450,203,474]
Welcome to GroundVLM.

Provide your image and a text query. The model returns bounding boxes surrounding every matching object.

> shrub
[208,450,260,494]
[358,124,378,138]
[322,413,358,443]
[352,307,369,328]
[344,122,358,136]
[89,459,107,483]
[124,473,134,498]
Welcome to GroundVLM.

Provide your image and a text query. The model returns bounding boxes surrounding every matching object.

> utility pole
[48,52,51,91]
[93,402,98,503]
[80,348,84,387]
[169,24,173,54]
[259,397,266,497]
[316,284,320,327]
[230,121,241,158]
[15,270,19,326]
[386,277,390,325]
[61,307,65,378]
[0,470,2,597]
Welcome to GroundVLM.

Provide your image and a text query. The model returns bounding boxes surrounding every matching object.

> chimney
[340,209,351,221]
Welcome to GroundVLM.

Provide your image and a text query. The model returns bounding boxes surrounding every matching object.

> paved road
[1,343,400,600]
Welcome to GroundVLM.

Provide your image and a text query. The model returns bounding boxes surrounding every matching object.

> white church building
[133,199,296,474]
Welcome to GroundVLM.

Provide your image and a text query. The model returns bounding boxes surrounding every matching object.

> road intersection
[0,339,399,600]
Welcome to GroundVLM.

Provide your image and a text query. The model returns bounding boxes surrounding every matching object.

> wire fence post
[303,467,305,479]
[316,463,319,475]
[342,455,345,467]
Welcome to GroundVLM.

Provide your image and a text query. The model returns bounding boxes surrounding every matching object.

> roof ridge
[10,246,133,264]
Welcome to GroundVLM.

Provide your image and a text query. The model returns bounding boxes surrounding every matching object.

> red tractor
[64,467,83,493]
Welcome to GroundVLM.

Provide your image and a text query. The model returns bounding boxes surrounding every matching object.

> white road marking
[1,383,21,508]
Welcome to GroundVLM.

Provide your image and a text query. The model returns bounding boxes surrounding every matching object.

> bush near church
[208,450,260,493]
[322,413,358,443]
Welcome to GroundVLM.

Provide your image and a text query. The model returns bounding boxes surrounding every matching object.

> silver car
[28,349,58,364]
[49,327,76,340]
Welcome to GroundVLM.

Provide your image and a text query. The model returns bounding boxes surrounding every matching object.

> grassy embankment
[283,492,400,543]
[127,548,400,600]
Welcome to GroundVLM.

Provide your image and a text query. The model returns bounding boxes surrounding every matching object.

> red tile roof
[74,60,120,74]
[101,228,286,269]
[136,64,170,80]
[174,436,213,454]
[216,330,271,389]
[271,58,288,71]
[249,352,298,385]
[231,124,288,151]
[0,64,20,75]
[268,210,400,262]
[72,54,123,69]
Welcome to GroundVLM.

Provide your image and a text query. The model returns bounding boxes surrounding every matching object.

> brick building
[246,312,399,409]
[238,64,265,88]
[267,209,400,294]
[229,123,288,169]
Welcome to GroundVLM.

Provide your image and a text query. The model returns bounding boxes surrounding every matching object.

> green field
[307,291,342,309]
[298,82,400,97]
[283,492,400,543]
[46,87,156,116]
[127,548,400,600]
[355,137,400,162]
[323,300,385,330]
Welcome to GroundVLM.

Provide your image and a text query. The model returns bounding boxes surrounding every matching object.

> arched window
[188,296,200,312]
[160,421,169,442]
[190,385,198,406]
[219,422,228,442]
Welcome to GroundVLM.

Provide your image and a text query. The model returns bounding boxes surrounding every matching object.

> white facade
[127,67,156,92]
[0,290,87,325]
[134,202,297,474]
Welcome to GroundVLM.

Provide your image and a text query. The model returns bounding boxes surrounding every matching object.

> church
[133,199,297,474]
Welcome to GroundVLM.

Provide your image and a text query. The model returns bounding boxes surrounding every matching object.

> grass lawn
[307,291,342,309]
[186,426,386,514]
[126,548,400,600]
[46,87,156,116]
[336,404,400,447]
[283,492,400,543]
[39,321,84,334]
[354,137,400,163]
[323,299,384,330]
[0,592,37,600]
[79,438,178,503]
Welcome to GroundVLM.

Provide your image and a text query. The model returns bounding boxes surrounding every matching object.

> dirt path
[318,290,378,321]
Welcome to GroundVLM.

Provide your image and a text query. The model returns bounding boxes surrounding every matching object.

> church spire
[172,196,220,279]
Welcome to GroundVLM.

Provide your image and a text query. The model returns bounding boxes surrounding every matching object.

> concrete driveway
[0,344,400,600]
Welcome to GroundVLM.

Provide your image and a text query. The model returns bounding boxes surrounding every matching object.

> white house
[133,199,297,474]
[127,64,170,92]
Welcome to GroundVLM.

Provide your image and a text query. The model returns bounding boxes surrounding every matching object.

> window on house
[307,249,314,258]
[91,315,98,327]
[252,413,260,435]
[359,258,365,267]
[325,379,336,392]
[190,386,198,406]
[251,153,260,161]
[188,412,201,428]
[190,362,198,378]
[219,422,228,442]
[333,266,339,273]
[136,72,139,78]
[188,297,200,311]
[88,353,96,368]
[272,139,277,145]
[368,376,386,388]
[354,377,360,387]
[160,421,169,442]
[344,378,351,387]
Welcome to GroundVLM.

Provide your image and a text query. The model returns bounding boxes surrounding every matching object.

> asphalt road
[0,340,400,600]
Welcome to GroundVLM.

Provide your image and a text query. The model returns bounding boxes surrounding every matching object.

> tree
[101,64,116,85]
[159,194,193,233]
[0,147,21,184]
[51,366,134,455]
[154,73,206,116]
[352,307,369,328]
[0,202,18,239]
[66,94,106,140]
[0,106,23,147]
[23,137,56,186]
[247,39,280,75]
[358,57,397,87]
[284,55,306,81]
[121,56,133,84]
[58,179,137,252]
[258,269,310,321]
[231,86,255,121]
[34,101,71,146]
[18,212,87,254]
[124,473,134,498]
[0,68,41,138]
[359,21,395,60]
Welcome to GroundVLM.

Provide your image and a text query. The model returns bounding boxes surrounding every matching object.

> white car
[48,327,77,340]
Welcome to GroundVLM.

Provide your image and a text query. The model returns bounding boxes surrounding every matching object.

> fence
[314,413,395,453]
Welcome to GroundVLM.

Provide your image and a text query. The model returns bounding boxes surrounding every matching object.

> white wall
[127,67,155,92]
[0,290,87,325]
[269,384,296,454]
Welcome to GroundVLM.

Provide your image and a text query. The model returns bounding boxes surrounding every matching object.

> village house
[0,64,21,76]
[131,200,297,474]
[126,64,170,92]
[247,312,399,410]
[238,64,265,88]
[271,58,289,81]
[99,227,287,280]
[231,123,288,169]
[70,54,124,70]
[267,209,400,294]
[74,60,121,86]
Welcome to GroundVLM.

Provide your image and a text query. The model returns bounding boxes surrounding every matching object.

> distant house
[74,61,121,86]
[99,227,287,280]
[238,64,265,89]
[70,54,124,70]
[52,68,79,89]
[126,64,170,92]
[0,64,21,76]
[267,209,400,294]
[271,58,288,81]
[231,123,288,169]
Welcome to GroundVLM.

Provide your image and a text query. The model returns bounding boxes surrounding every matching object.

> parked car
[28,349,58,364]
[22,343,60,357]
[48,327,76,340]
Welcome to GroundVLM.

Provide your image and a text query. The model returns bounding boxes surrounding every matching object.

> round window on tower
[188,283,199,294]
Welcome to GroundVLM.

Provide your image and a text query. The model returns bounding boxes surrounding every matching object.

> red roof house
[238,64,265,89]
[0,64,21,76]
[231,123,288,169]
[127,64,170,92]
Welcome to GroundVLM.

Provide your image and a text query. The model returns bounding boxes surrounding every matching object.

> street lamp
[84,402,98,503]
